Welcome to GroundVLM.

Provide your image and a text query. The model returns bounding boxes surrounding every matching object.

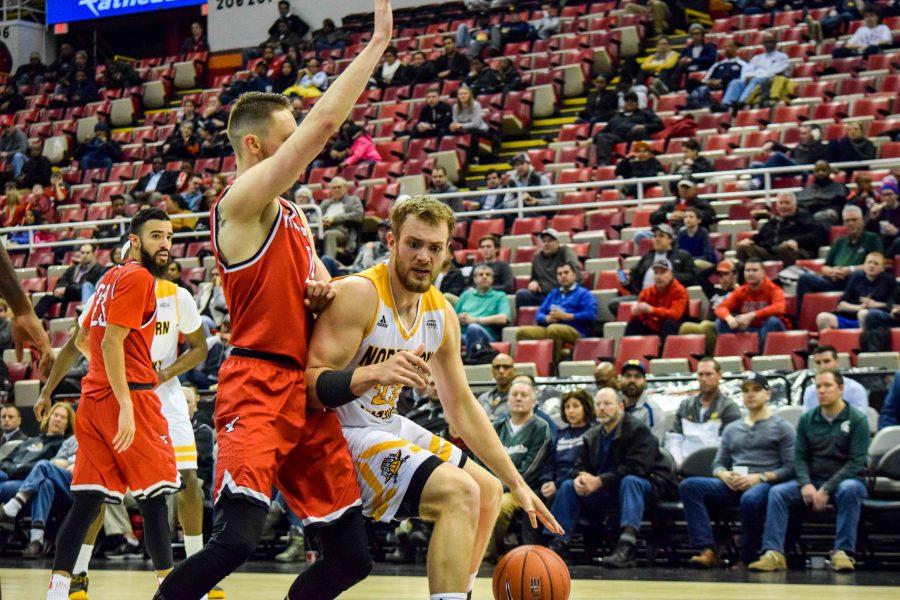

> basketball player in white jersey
[306,196,563,600]
[35,254,210,599]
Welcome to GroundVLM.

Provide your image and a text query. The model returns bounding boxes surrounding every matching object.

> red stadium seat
[515,306,538,327]
[572,338,614,363]
[799,292,842,331]
[466,219,504,249]
[515,340,554,376]
[615,336,660,372]
[598,240,633,258]
[661,334,706,369]
[819,329,862,364]
[714,332,759,368]
[762,330,810,370]
[511,217,546,236]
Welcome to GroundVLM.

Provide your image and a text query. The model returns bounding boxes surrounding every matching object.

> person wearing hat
[515,227,579,308]
[516,261,597,365]
[592,92,663,166]
[736,192,826,265]
[502,152,554,209]
[679,372,796,569]
[672,24,718,83]
[624,258,688,341]
[650,177,716,231]
[678,260,739,354]
[0,115,28,177]
[546,386,676,567]
[750,369,869,573]
[613,141,666,197]
[618,360,666,443]
[714,258,787,353]
[350,218,392,272]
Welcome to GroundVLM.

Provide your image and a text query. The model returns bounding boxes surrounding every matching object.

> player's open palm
[372,343,430,389]
[113,403,136,453]
[511,483,564,535]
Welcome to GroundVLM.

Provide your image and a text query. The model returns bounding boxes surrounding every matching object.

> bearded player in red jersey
[155,3,394,600]
[45,208,182,600]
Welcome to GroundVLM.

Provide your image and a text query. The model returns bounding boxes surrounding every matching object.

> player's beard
[139,247,168,278]
[394,259,437,293]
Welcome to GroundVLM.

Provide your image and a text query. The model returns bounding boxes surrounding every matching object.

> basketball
[492,545,571,600]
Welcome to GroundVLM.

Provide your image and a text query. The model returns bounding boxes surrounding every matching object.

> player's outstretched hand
[511,483,564,535]
[113,404,136,453]
[371,342,430,389]
[305,278,336,313]
[372,0,393,44]
[12,309,54,378]
[33,392,52,422]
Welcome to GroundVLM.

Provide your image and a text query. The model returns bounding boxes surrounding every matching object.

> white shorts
[157,383,197,470]
[341,415,465,523]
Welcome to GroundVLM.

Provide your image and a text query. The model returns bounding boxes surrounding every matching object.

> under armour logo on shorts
[225,416,240,433]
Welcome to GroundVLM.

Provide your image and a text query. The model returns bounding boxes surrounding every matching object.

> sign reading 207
[215,0,273,9]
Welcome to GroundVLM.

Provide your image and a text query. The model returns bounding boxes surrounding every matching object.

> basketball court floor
[3,562,899,599]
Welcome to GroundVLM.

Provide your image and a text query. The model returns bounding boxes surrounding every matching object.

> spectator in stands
[183,386,214,500]
[473,234,513,293]
[624,0,671,36]
[485,377,553,560]
[463,57,502,97]
[341,121,380,167]
[372,46,408,89]
[531,3,561,39]
[12,52,45,86]
[515,228,579,308]
[517,262,597,364]
[196,267,228,336]
[350,218,391,273]
[736,192,825,265]
[677,206,717,270]
[104,58,142,90]
[0,405,24,447]
[164,194,198,233]
[833,9,892,58]
[811,0,863,40]
[181,174,206,212]
[26,183,56,223]
[66,69,99,107]
[616,74,649,110]
[744,125,828,189]
[720,34,789,109]
[496,11,532,46]
[879,371,900,429]
[751,369,869,572]
[16,140,50,189]
[134,155,178,201]
[272,60,299,95]
[802,345,869,413]
[164,262,191,292]
[34,243,103,318]
[473,169,505,212]
[593,92,663,165]
[651,178,716,230]
[163,122,201,161]
[1,184,25,227]
[244,60,274,94]
[288,58,329,98]
[547,386,676,566]
[178,99,202,131]
[680,372,795,568]
[182,21,208,53]
[797,206,883,309]
[849,173,879,214]
[796,160,849,227]
[618,360,666,442]
[817,251,895,333]
[450,85,490,153]
[642,36,679,95]
[186,319,231,390]
[403,51,437,85]
[614,141,666,195]
[434,36,470,80]
[0,401,72,504]
[540,390,596,503]
[74,122,122,171]
[427,166,461,211]
[672,139,714,177]
[48,171,68,204]
[714,258,787,353]
[670,24,717,87]
[478,353,516,419]
[413,88,452,139]
[268,1,309,41]
[665,358,741,469]
[0,82,25,115]
[199,96,228,132]
[456,15,499,59]
[320,176,364,258]
[455,264,512,357]
[94,195,127,241]
[577,75,618,125]
[0,116,28,178]
[71,50,95,79]
[624,257,688,339]
[866,177,900,248]
[502,153,555,209]
[312,18,348,55]
[45,43,75,83]
[198,124,226,158]
[826,120,876,165]
[496,58,523,92]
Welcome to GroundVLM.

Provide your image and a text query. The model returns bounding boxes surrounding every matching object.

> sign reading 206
[215,0,273,9]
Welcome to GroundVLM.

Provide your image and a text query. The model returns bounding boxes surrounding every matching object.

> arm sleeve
[823,414,870,494]
[752,283,786,320]
[571,289,598,322]
[772,420,797,482]
[600,426,657,489]
[880,375,900,429]
[650,285,687,320]
[535,291,555,325]
[107,269,155,330]
[711,431,732,476]
[176,287,203,334]
[794,417,812,487]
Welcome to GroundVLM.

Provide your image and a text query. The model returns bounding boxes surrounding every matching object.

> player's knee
[212,527,258,563]
[478,472,503,511]
[341,543,374,584]
[438,470,480,520]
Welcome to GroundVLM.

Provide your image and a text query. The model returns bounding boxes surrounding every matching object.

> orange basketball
[492,544,571,600]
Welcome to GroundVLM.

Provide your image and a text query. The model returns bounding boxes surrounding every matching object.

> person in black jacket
[17,140,52,188]
[577,75,619,125]
[737,192,827,265]
[34,243,105,319]
[0,401,72,488]
[545,388,677,567]
[650,179,716,230]
[73,122,123,171]
[672,139,715,177]
[434,36,470,80]
[614,141,666,196]
[267,1,310,40]
[497,58,523,92]
[397,51,437,86]
[464,58,502,96]
[133,155,179,201]
[412,88,452,138]
[0,82,25,115]
[593,93,664,165]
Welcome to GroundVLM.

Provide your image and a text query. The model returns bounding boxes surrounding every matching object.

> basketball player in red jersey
[45,208,181,600]
[155,3,394,600]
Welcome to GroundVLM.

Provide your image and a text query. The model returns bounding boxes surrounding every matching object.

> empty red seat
[762,330,810,370]
[515,306,538,327]
[714,332,759,368]
[513,246,537,263]
[615,336,660,372]
[819,329,862,362]
[799,292,843,331]
[662,334,706,369]
[466,219,504,250]
[572,338,614,363]
[598,240,633,258]
[514,340,554,376]
[511,217,546,236]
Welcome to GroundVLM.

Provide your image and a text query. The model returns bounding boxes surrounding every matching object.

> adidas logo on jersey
[377,315,388,328]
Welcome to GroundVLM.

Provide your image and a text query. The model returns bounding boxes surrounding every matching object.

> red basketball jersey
[210,193,316,367]
[81,260,158,395]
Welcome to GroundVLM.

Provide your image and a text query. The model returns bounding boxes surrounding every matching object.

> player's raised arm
[431,309,564,534]
[306,277,429,408]
[220,0,393,224]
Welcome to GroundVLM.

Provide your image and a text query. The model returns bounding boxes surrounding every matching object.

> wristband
[315,368,357,408]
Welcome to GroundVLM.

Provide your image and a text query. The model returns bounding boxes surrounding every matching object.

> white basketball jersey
[336,262,448,428]
[151,280,203,397]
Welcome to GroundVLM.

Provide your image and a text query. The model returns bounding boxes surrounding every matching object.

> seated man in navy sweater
[516,261,597,364]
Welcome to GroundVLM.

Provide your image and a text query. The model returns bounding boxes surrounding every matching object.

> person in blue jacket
[879,371,900,429]
[539,390,598,503]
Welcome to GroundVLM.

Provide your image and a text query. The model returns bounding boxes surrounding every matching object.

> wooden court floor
[3,569,899,600]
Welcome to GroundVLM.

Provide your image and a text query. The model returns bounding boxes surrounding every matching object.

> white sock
[30,528,44,543]
[184,534,204,557]
[467,571,477,593]
[2,496,22,517]
[46,573,70,600]
[125,535,139,547]
[73,544,93,575]
[430,594,467,600]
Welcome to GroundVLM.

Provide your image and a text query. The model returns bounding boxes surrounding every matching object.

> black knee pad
[315,508,373,581]
[138,495,174,571]
[207,495,266,564]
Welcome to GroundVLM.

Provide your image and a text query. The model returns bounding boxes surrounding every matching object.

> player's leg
[460,460,502,585]
[46,493,105,600]
[136,494,175,580]
[177,469,205,555]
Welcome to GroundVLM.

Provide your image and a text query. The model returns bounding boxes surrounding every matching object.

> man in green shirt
[749,369,870,573]
[796,204,883,312]
[455,264,512,357]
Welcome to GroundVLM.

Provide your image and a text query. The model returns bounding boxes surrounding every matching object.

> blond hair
[41,401,76,436]
[389,195,456,242]
[226,92,292,155]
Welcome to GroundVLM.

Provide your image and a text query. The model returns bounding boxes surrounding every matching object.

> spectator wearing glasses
[478,353,517,420]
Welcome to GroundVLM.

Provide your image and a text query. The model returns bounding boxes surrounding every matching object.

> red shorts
[213,355,360,525]
[72,388,181,504]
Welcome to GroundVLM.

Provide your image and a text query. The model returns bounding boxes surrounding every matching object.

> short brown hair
[226,92,291,155]
[389,195,456,243]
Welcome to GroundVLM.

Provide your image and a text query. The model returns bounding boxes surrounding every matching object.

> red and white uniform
[71,259,181,503]
[210,194,360,525]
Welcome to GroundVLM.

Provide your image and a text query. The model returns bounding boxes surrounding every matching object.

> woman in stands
[450,85,491,160]
[1,183,25,227]
[273,60,299,95]
[538,390,597,504]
